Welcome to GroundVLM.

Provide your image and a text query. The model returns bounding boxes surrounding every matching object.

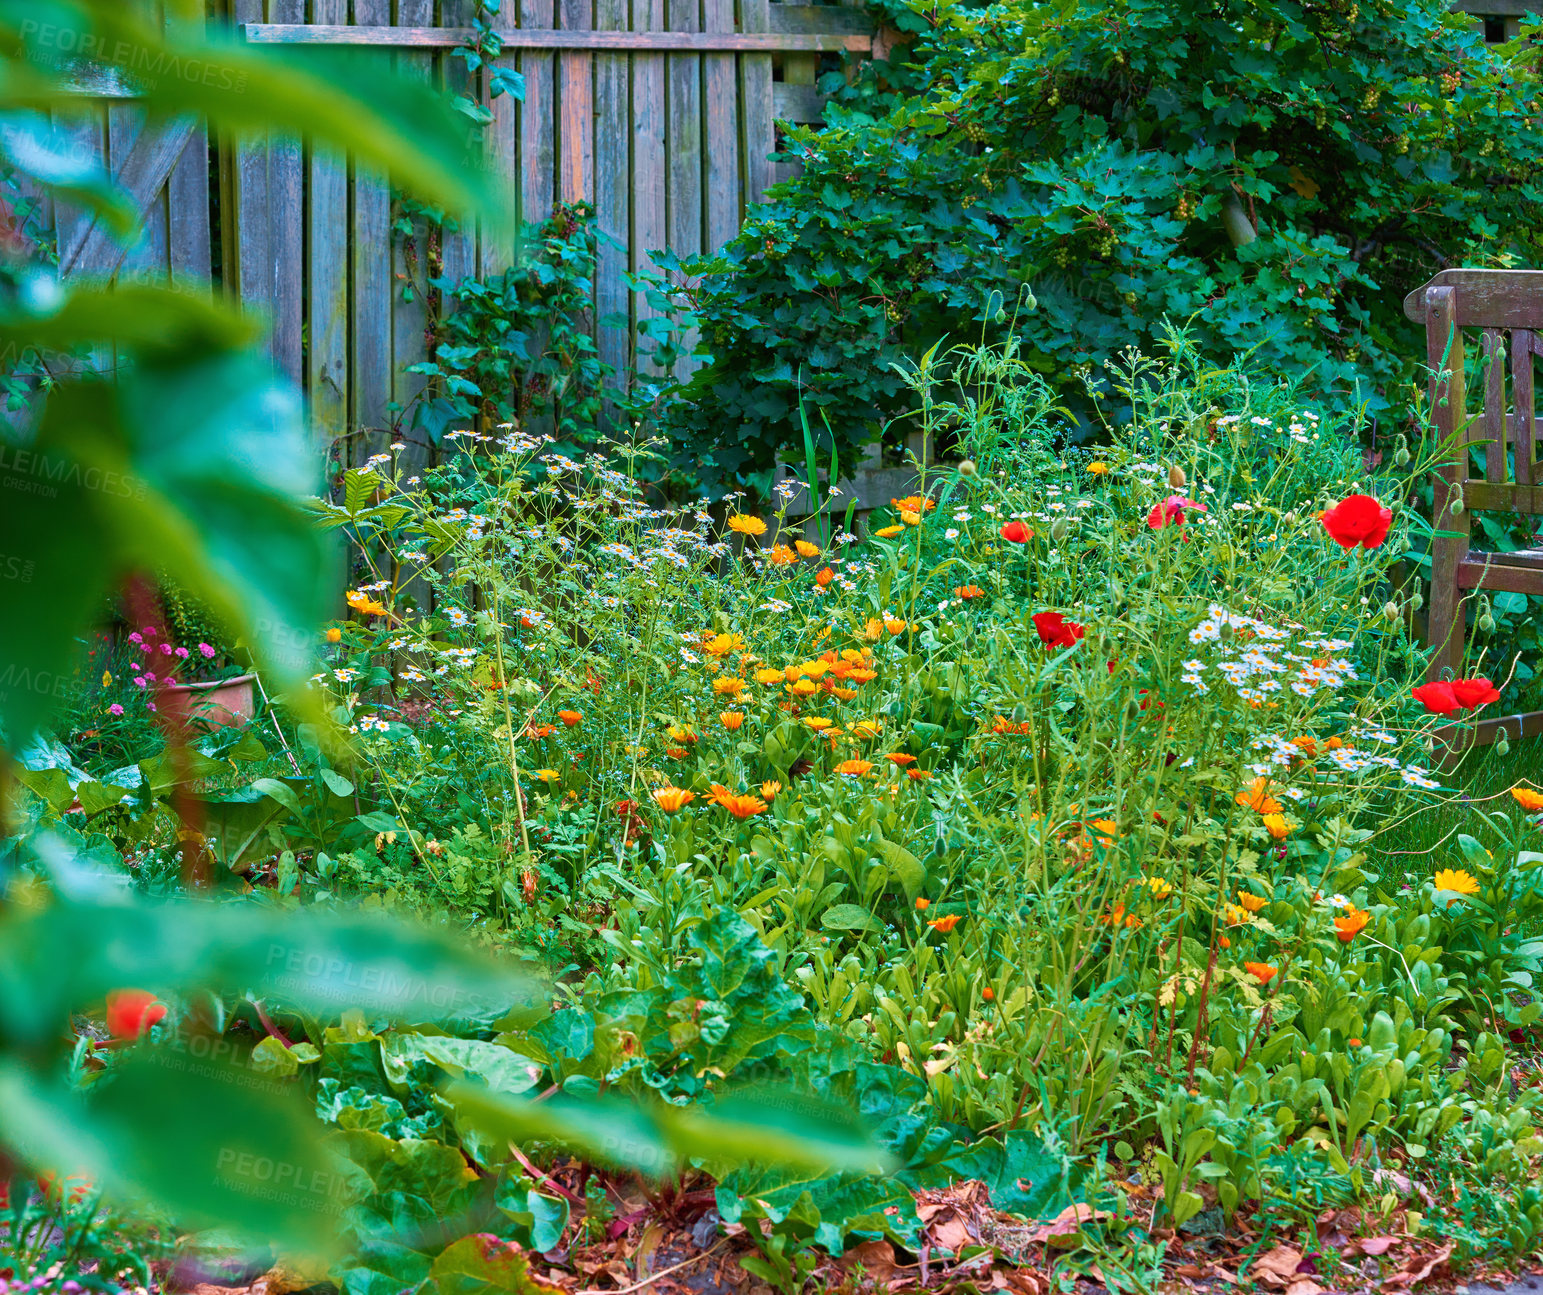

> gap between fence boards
[241,23,871,51]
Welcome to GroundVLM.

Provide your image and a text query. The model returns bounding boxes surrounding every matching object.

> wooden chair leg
[1426,536,1466,681]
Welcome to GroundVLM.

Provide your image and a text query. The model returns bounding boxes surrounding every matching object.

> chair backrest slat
[1515,330,1536,487]
[1482,329,1507,483]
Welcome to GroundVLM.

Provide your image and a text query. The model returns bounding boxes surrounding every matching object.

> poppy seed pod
[958,459,977,478]
[1383,601,1400,623]
[1498,731,1512,756]
[1168,464,1187,490]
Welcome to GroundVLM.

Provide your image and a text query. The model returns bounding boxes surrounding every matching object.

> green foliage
[648,0,1543,490]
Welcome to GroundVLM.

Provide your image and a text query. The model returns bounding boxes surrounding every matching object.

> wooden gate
[26,0,875,449]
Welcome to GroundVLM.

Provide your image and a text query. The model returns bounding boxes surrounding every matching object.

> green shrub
[648,0,1543,490]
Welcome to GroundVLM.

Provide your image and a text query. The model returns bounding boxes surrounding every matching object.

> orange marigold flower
[884,617,907,635]
[1236,891,1267,914]
[1235,777,1283,815]
[653,787,696,813]
[801,659,831,679]
[557,709,583,727]
[991,715,1032,736]
[713,676,746,697]
[891,495,936,514]
[760,780,782,800]
[326,626,343,643]
[886,753,917,766]
[525,723,557,739]
[347,589,388,616]
[831,685,858,701]
[727,513,768,536]
[719,711,745,730]
[794,539,821,558]
[1100,904,1141,929]
[666,724,698,744]
[1244,961,1278,985]
[1334,906,1370,942]
[804,716,833,730]
[1290,735,1318,758]
[754,667,785,685]
[1263,813,1292,840]
[847,667,877,684]
[1086,461,1109,475]
[915,897,930,911]
[665,746,689,759]
[718,792,768,819]
[954,584,985,600]
[703,632,746,657]
[928,914,962,933]
[105,989,167,1040]
[863,617,886,640]
[1324,736,1345,751]
[982,987,995,1001]
[816,567,835,587]
[835,759,874,776]
[874,525,905,539]
[534,769,559,784]
[900,510,922,526]
[1433,868,1480,896]
[765,544,799,565]
[1512,786,1543,812]
[906,768,933,781]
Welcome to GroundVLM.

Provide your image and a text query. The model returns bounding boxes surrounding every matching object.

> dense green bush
[650,0,1543,490]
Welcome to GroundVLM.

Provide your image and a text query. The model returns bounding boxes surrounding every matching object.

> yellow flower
[874,525,905,539]
[883,617,907,636]
[754,667,785,685]
[760,780,782,800]
[1262,813,1292,839]
[101,670,113,687]
[653,787,695,812]
[718,792,768,819]
[665,724,698,744]
[703,632,746,658]
[712,676,746,697]
[850,720,883,740]
[347,589,388,616]
[790,679,819,696]
[1222,902,1252,926]
[804,717,833,730]
[719,710,744,730]
[1433,868,1481,896]
[799,659,831,679]
[325,627,342,644]
[1236,890,1267,914]
[765,544,800,566]
[534,769,559,784]
[1144,877,1174,899]
[900,509,922,526]
[1512,787,1543,812]
[890,495,936,514]
[727,514,767,536]
[794,540,821,558]
[1235,777,1283,815]
[862,618,885,641]
[1086,461,1109,475]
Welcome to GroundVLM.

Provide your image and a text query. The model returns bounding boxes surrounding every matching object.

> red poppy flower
[1412,681,1461,715]
[999,520,1034,544]
[1032,611,1085,649]
[1147,495,1207,530]
[105,989,167,1040]
[1450,676,1501,710]
[1321,494,1393,550]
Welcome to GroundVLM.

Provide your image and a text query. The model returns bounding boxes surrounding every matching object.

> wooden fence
[34,0,878,453]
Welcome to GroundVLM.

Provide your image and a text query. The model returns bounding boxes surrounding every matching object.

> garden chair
[1404,268,1543,749]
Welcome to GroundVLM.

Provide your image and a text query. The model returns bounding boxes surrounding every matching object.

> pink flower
[147,702,157,712]
[107,703,124,716]
[198,643,215,659]
[175,646,189,659]
[133,677,147,689]
[159,643,173,656]
[1147,495,1207,530]
[128,633,143,646]
[144,672,156,683]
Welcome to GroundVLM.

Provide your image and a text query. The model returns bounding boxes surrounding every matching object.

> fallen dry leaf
[1284,1280,1324,1295]
[1359,1235,1397,1256]
[839,1239,899,1287]
[1251,1245,1305,1285]
[931,1215,975,1253]
[1387,1243,1453,1291]
[1025,1203,1113,1245]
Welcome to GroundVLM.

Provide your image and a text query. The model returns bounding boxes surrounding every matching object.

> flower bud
[958,459,977,478]
[1021,286,1038,312]
[1383,601,1400,623]
[1168,464,1187,490]
[1051,517,1069,542]
[1410,588,1424,611]
[1393,434,1411,468]
[1449,486,1465,517]
[1497,732,1512,756]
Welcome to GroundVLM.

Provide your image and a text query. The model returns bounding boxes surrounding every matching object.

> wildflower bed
[18,339,1543,1291]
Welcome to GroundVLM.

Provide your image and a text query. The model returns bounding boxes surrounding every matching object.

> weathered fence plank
[308,0,350,441]
[593,0,630,382]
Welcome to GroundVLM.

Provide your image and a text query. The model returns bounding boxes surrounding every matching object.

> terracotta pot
[161,673,257,728]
